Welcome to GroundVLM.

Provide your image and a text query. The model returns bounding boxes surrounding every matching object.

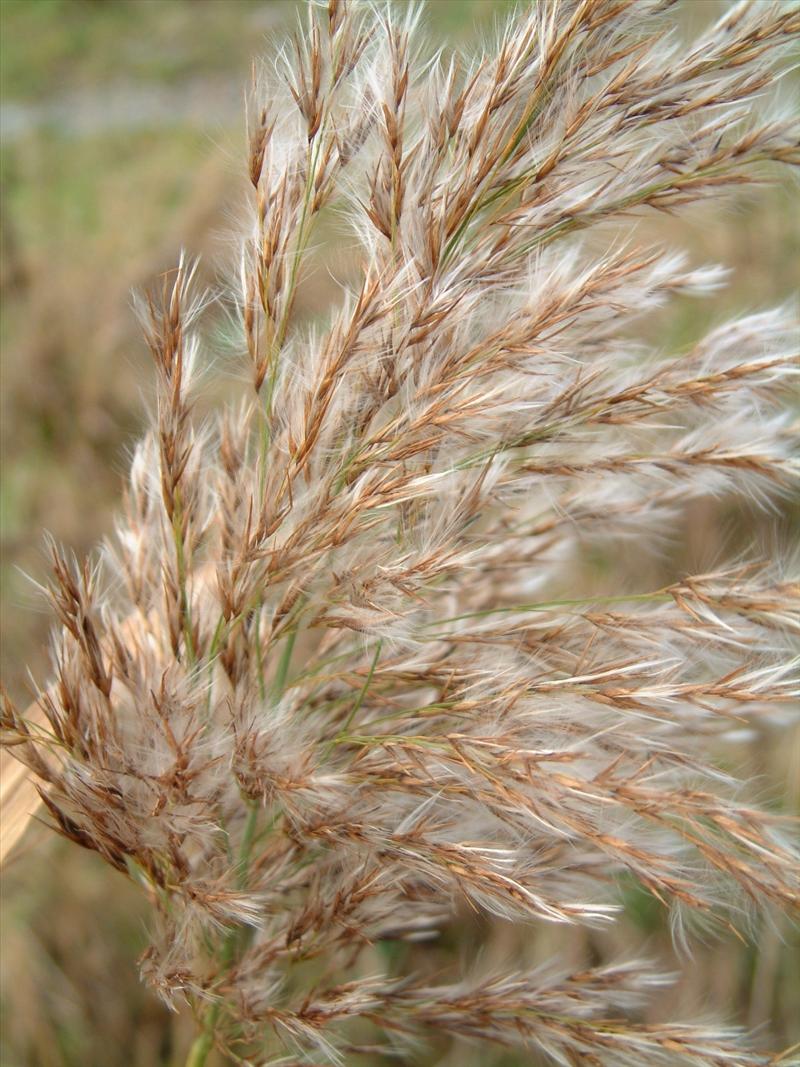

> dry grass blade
[0,736,41,861]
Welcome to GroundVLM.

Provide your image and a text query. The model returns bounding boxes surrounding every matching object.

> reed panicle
[3,1,799,1064]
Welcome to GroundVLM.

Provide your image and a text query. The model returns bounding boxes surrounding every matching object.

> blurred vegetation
[1,2,798,1066]
[0,0,290,101]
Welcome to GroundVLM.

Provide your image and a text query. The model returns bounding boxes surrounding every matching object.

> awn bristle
[2,1,799,1065]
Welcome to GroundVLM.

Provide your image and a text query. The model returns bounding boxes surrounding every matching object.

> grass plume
[2,1,799,1064]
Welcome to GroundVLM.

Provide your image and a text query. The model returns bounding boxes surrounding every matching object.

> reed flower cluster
[3,1,799,1064]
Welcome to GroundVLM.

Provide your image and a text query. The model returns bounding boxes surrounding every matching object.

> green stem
[184,803,259,1067]
[323,640,382,758]
[184,932,236,1067]
[272,626,298,703]
[237,804,259,885]
[185,627,297,1064]
[185,1029,215,1067]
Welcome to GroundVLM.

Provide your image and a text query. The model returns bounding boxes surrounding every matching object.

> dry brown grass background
[1,2,798,1065]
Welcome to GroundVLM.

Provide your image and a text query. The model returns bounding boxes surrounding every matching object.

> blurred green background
[1,2,798,1065]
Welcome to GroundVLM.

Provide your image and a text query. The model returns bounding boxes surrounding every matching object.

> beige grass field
[1,2,798,1066]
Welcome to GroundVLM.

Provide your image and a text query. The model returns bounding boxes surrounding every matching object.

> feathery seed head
[4,2,800,1064]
